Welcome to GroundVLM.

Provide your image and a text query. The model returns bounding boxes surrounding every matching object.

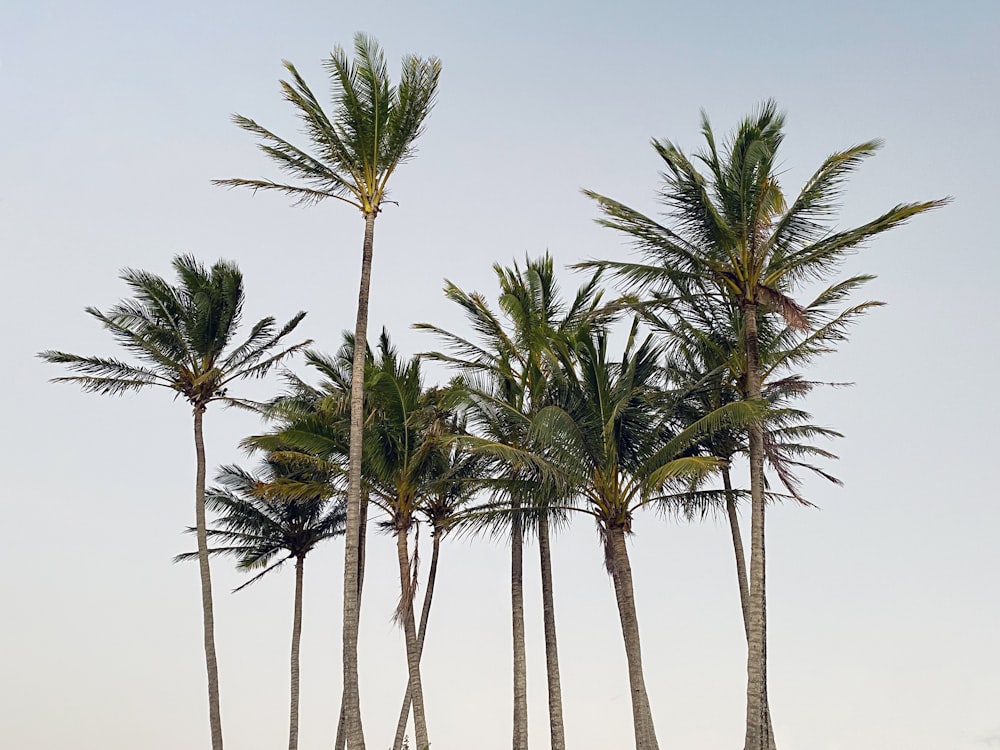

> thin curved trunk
[743,303,773,750]
[538,514,565,750]
[395,524,429,750]
[725,467,776,750]
[336,493,370,750]
[193,407,224,750]
[392,531,442,750]
[342,211,376,750]
[289,555,305,750]
[512,499,528,750]
[607,525,659,750]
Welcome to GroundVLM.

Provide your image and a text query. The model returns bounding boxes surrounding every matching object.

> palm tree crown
[40,254,309,409]
[179,458,346,589]
[215,32,441,216]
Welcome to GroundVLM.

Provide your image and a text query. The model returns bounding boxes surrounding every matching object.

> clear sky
[2,1,997,749]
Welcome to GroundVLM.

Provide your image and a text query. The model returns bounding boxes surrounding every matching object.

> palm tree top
[580,99,948,327]
[215,32,442,215]
[176,458,346,591]
[40,254,310,410]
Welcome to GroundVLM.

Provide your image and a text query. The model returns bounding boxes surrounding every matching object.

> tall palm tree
[581,101,947,749]
[252,333,454,750]
[358,331,463,750]
[243,340,368,750]
[40,255,309,750]
[659,296,855,749]
[216,34,441,748]
[365,334,433,749]
[531,320,760,750]
[416,254,603,750]
[175,457,346,750]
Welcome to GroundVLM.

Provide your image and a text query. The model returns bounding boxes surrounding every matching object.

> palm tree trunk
[395,524,430,750]
[725,466,776,750]
[392,531,442,750]
[289,556,305,750]
[723,467,750,639]
[607,524,659,750]
[538,514,565,750]
[341,211,376,750]
[193,407,224,750]
[742,303,773,750]
[335,497,368,750]
[512,499,529,750]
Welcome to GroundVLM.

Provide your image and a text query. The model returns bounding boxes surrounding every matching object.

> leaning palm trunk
[743,304,774,750]
[193,407,225,750]
[395,524,430,750]
[723,467,751,637]
[724,467,776,750]
[511,499,529,750]
[538,514,565,750]
[392,532,442,750]
[342,212,376,750]
[607,525,659,750]
[289,556,305,750]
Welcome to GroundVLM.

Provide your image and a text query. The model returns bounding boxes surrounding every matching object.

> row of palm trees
[41,33,945,750]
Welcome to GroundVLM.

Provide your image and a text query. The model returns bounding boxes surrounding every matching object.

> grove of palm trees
[12,7,993,750]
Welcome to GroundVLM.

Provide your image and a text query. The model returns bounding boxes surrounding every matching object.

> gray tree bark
[395,524,429,750]
[335,499,367,750]
[725,467,776,750]
[512,500,528,750]
[742,303,774,750]
[289,556,305,750]
[607,525,659,750]
[392,532,441,750]
[341,211,377,750]
[193,407,224,750]
[538,515,565,750]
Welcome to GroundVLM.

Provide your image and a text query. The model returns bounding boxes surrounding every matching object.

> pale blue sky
[2,1,997,749]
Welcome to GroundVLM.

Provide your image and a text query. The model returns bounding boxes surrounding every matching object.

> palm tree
[531,320,760,750]
[658,288,867,615]
[40,255,309,750]
[660,296,855,749]
[581,101,947,749]
[416,254,604,750]
[390,408,484,750]
[175,456,346,750]
[251,333,454,750]
[358,331,463,750]
[216,34,441,748]
[243,340,369,750]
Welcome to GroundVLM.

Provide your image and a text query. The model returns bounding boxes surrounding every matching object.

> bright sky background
[2,1,997,749]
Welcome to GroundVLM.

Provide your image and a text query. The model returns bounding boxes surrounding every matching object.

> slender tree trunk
[395,523,429,750]
[512,499,529,750]
[725,467,776,750]
[342,211,376,750]
[392,532,442,750]
[336,498,368,750]
[607,524,659,750]
[289,556,305,750]
[538,514,565,750]
[742,303,773,750]
[193,407,224,750]
[723,467,751,639]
